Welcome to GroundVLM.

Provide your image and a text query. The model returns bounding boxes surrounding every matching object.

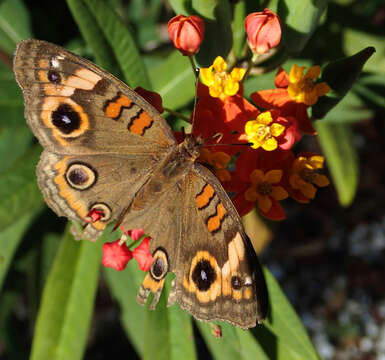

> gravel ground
[264,117,385,360]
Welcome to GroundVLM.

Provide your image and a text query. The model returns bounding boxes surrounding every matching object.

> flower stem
[163,107,190,122]
[242,53,260,83]
[188,55,199,80]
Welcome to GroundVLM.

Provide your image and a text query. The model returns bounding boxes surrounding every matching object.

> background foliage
[0,0,383,359]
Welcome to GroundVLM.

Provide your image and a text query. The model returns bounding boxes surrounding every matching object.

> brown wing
[14,39,176,155]
[170,164,268,329]
[126,161,268,329]
[120,180,184,308]
[13,40,177,240]
[37,150,167,240]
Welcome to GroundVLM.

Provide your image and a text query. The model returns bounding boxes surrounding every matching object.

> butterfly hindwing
[170,164,268,328]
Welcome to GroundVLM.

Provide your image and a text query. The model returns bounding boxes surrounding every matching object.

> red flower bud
[132,237,153,271]
[85,208,104,223]
[102,239,133,271]
[244,9,281,55]
[167,15,205,56]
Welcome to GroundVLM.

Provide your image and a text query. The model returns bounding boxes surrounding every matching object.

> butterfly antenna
[190,67,200,131]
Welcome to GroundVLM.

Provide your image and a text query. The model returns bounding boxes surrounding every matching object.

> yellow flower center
[200,56,245,100]
[244,169,288,213]
[287,64,331,106]
[244,111,285,151]
[257,182,272,196]
[299,167,317,183]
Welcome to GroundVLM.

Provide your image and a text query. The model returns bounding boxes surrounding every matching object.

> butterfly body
[14,40,268,329]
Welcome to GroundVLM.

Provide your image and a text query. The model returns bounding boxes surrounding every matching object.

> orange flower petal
[301,182,317,199]
[245,187,258,202]
[250,169,264,184]
[271,186,288,200]
[313,174,330,187]
[265,169,283,184]
[257,195,272,212]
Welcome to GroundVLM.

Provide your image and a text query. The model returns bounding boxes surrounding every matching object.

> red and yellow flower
[287,153,330,203]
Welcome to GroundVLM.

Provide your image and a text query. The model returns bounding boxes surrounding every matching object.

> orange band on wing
[104,94,132,119]
[207,202,227,233]
[128,110,153,135]
[196,184,215,209]
[141,273,165,294]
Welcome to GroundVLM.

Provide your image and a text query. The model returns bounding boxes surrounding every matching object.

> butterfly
[13,39,268,329]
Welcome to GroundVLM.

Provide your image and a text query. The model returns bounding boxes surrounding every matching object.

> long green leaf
[0,211,39,292]
[150,51,195,110]
[0,126,32,174]
[315,121,358,206]
[273,0,327,55]
[193,0,233,66]
[0,145,44,229]
[263,268,321,360]
[106,265,196,359]
[196,322,241,360]
[81,0,150,88]
[66,0,122,78]
[103,259,147,356]
[0,0,32,54]
[30,226,103,360]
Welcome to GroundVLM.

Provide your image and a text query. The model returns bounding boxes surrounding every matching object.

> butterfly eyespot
[150,248,169,281]
[65,163,97,190]
[231,276,243,290]
[47,70,61,84]
[192,259,216,291]
[51,103,80,134]
[89,203,111,221]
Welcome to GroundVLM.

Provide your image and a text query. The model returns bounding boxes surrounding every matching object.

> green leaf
[312,47,375,120]
[103,259,147,356]
[353,82,385,108]
[0,0,32,54]
[264,268,321,360]
[233,0,247,59]
[344,28,385,74]
[276,0,327,55]
[80,0,150,88]
[196,322,242,359]
[0,125,32,175]
[168,301,196,360]
[106,264,196,359]
[317,90,372,124]
[315,122,358,206]
[150,51,195,110]
[0,63,25,126]
[193,0,233,66]
[168,0,192,15]
[0,212,39,292]
[0,145,44,229]
[0,291,25,357]
[30,226,103,360]
[66,0,122,78]
[143,290,170,360]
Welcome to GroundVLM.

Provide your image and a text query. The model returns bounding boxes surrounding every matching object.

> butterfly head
[182,134,204,161]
